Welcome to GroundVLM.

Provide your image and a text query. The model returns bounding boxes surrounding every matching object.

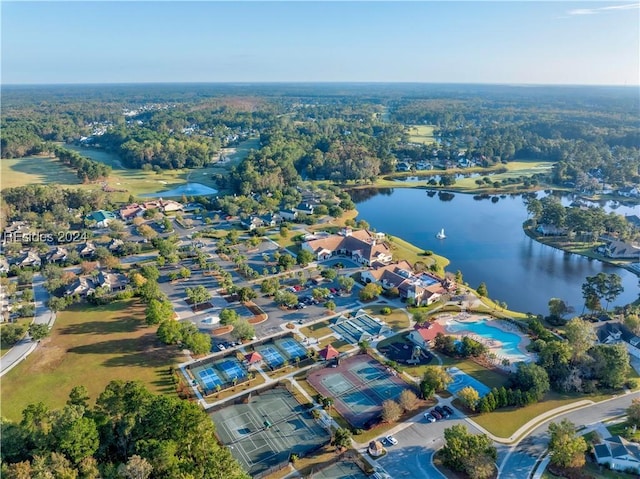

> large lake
[351,188,639,315]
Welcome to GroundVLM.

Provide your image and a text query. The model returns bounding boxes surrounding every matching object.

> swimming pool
[446,319,529,363]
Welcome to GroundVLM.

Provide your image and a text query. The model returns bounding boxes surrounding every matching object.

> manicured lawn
[300,321,333,339]
[386,235,449,271]
[406,125,436,145]
[362,305,409,331]
[1,300,183,421]
[1,155,81,189]
[470,391,611,439]
[607,421,640,442]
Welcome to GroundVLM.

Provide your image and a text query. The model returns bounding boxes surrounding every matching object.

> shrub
[380,307,392,315]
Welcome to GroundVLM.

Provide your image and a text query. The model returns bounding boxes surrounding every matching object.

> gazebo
[319,344,340,361]
[245,351,263,365]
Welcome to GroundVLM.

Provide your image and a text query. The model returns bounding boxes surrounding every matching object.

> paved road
[1,275,54,376]
[373,403,509,479]
[499,391,640,479]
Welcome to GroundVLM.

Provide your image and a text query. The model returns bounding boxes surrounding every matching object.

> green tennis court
[210,387,330,476]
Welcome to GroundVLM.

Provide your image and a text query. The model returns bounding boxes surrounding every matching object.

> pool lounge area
[441,315,531,365]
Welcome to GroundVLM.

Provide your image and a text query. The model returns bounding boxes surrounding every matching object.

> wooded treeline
[1,381,249,479]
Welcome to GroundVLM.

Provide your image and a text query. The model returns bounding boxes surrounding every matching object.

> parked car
[435,406,449,418]
[385,435,398,446]
[424,413,436,423]
[218,344,226,351]
[430,410,442,420]
[442,405,454,416]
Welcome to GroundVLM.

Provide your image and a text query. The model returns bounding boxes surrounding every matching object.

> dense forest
[1,381,248,479]
[1,83,639,194]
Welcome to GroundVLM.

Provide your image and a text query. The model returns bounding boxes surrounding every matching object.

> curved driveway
[0,274,54,376]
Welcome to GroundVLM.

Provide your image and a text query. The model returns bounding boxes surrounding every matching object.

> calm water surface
[352,188,639,315]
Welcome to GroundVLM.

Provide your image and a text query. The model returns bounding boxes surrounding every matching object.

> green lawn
[607,421,640,442]
[2,138,260,200]
[470,391,611,439]
[300,321,334,339]
[362,305,409,331]
[387,235,449,271]
[1,155,81,190]
[406,125,436,145]
[0,300,182,422]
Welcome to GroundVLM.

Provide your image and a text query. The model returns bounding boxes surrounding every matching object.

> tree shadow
[59,318,142,335]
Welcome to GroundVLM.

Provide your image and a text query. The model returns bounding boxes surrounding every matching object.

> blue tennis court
[275,337,307,360]
[215,358,247,382]
[256,345,286,369]
[447,367,491,397]
[198,367,224,390]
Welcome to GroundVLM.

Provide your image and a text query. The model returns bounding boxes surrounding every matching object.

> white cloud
[567,2,640,15]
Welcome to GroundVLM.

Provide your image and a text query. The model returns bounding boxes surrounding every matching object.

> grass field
[362,305,410,331]
[470,390,610,439]
[0,300,183,421]
[454,160,554,189]
[406,125,436,145]
[1,138,260,201]
[1,155,81,190]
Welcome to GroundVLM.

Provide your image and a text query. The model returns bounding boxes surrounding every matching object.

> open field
[387,234,450,271]
[406,125,436,145]
[454,159,554,189]
[0,300,183,421]
[1,138,260,200]
[470,390,611,438]
[1,155,81,189]
[362,305,409,331]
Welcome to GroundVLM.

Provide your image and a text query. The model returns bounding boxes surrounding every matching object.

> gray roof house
[594,435,640,473]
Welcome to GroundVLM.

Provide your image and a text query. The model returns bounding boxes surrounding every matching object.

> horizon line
[3,80,639,88]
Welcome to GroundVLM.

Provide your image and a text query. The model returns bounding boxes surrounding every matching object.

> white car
[424,413,436,423]
[218,344,226,351]
[385,435,398,445]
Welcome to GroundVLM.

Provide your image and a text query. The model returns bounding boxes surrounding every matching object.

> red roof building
[245,351,263,364]
[319,344,340,361]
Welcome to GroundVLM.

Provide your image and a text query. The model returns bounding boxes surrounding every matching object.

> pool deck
[433,313,532,365]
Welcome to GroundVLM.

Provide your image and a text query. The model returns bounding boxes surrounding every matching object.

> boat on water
[436,228,446,239]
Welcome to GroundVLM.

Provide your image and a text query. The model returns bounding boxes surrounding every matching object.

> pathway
[1,275,55,376]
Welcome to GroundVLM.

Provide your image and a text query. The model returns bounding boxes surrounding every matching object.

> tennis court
[313,461,368,479]
[256,345,286,369]
[274,337,307,361]
[215,358,247,382]
[210,387,330,476]
[308,355,410,429]
[197,367,224,390]
[350,313,384,336]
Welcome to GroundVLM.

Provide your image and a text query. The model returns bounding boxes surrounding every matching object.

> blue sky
[2,1,638,85]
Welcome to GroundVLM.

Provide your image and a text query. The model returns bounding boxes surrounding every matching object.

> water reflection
[351,188,639,314]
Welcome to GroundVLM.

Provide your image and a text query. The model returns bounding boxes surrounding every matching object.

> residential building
[45,247,69,264]
[107,238,124,253]
[65,277,95,297]
[240,216,265,231]
[85,210,117,228]
[0,256,9,273]
[77,242,97,258]
[294,203,315,216]
[596,322,640,359]
[12,250,42,268]
[597,239,640,261]
[279,208,298,221]
[396,162,412,172]
[119,204,147,221]
[360,260,450,306]
[301,228,393,266]
[594,436,640,473]
[96,271,128,291]
[142,199,184,213]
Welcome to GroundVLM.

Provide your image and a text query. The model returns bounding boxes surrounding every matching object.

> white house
[594,436,640,473]
[279,208,298,221]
